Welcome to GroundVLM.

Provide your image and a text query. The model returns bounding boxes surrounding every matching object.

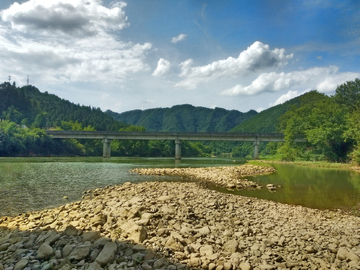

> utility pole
[8,76,11,83]
[27,75,29,86]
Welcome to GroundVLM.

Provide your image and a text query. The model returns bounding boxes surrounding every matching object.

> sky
[1,0,360,113]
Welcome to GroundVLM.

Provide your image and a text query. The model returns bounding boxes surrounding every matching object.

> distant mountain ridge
[106,104,258,133]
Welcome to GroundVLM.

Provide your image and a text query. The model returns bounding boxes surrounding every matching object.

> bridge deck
[46,131,304,142]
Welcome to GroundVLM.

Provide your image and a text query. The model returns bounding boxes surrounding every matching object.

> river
[1,157,360,216]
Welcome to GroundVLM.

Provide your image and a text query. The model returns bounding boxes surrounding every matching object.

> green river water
[1,157,360,216]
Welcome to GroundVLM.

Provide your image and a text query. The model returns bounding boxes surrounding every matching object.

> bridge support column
[175,139,181,160]
[253,139,259,159]
[103,138,112,158]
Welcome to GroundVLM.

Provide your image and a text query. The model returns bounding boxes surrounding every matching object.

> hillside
[106,104,257,132]
[230,94,304,133]
[0,82,128,131]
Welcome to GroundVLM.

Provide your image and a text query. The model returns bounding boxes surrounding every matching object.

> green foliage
[106,104,257,132]
[0,120,65,156]
[333,78,360,111]
[0,82,128,131]
[279,90,350,162]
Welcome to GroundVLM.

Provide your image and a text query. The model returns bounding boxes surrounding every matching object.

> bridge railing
[45,131,306,159]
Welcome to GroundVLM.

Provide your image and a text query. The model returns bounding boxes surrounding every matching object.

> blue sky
[0,0,359,113]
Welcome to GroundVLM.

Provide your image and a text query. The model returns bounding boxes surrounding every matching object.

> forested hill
[106,105,258,132]
[0,82,128,131]
[230,93,304,133]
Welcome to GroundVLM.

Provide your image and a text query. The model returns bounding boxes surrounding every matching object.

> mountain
[0,82,128,131]
[230,94,305,133]
[106,104,257,133]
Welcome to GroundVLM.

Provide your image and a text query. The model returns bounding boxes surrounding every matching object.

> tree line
[0,82,211,157]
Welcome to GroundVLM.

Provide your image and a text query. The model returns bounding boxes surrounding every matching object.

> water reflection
[220,163,360,210]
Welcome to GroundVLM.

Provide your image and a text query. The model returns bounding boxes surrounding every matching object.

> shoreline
[1,163,360,269]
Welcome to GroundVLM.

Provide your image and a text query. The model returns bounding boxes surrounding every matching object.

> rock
[14,259,28,270]
[68,244,91,261]
[62,244,75,258]
[165,235,184,252]
[90,214,106,226]
[239,262,251,270]
[120,221,147,243]
[95,241,117,266]
[200,245,214,257]
[223,239,238,253]
[62,225,78,236]
[266,184,276,191]
[305,245,316,253]
[188,257,201,268]
[36,243,54,260]
[337,247,348,260]
[223,262,232,270]
[87,262,102,270]
[82,231,101,242]
[198,226,211,235]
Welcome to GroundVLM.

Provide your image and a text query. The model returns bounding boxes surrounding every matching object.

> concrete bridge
[46,131,306,159]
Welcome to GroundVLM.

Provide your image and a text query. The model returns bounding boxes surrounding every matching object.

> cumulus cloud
[152,58,171,77]
[1,0,129,37]
[171,33,187,43]
[270,90,300,107]
[175,41,293,89]
[221,66,360,96]
[0,0,152,84]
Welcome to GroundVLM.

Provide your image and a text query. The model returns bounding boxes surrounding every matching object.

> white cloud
[171,33,187,44]
[270,90,300,107]
[0,0,152,84]
[1,0,129,37]
[175,41,293,89]
[152,58,170,77]
[221,66,360,96]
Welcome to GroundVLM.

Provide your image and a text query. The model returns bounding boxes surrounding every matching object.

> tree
[279,91,349,161]
[333,78,360,111]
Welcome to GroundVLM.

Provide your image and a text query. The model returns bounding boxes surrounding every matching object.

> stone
[200,245,214,257]
[337,247,348,260]
[14,259,28,270]
[95,241,117,266]
[62,244,75,258]
[90,214,106,226]
[36,243,54,260]
[188,257,201,268]
[87,262,102,270]
[68,244,91,261]
[82,231,101,242]
[62,225,78,236]
[165,235,184,252]
[120,221,147,243]
[239,262,251,270]
[223,262,232,270]
[223,239,238,253]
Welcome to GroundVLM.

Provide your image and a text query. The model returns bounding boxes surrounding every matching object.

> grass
[257,155,357,170]
[246,160,273,167]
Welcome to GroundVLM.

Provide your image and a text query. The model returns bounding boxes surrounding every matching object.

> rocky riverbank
[1,179,360,270]
[131,164,276,190]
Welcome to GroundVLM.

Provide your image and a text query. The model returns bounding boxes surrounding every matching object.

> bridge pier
[175,139,181,160]
[103,138,112,158]
[253,139,259,159]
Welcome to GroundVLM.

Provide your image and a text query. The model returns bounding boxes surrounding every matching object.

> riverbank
[1,179,360,269]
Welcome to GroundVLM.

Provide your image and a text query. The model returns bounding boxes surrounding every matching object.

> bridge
[45,131,306,159]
